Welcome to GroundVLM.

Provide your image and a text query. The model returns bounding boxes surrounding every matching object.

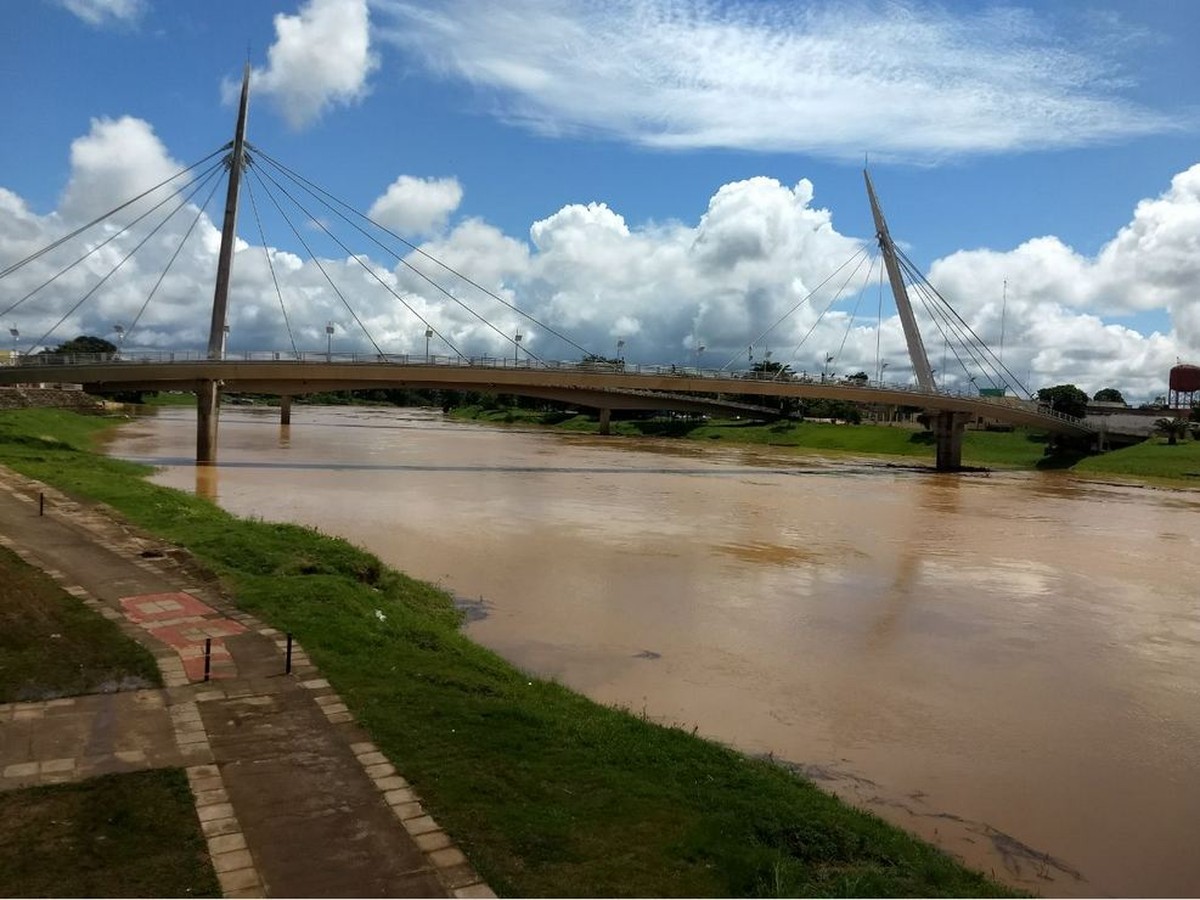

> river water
[107,405,1200,897]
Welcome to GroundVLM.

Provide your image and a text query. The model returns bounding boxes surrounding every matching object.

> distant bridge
[1,351,1090,439]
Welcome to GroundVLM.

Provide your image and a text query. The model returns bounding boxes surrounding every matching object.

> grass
[451,406,1053,470]
[0,543,161,702]
[1073,435,1200,482]
[0,408,1013,897]
[141,391,196,407]
[0,768,220,898]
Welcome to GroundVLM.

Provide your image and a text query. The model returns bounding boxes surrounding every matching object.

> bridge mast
[864,170,936,391]
[197,63,251,463]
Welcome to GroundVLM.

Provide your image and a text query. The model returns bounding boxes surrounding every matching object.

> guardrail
[7,350,1087,427]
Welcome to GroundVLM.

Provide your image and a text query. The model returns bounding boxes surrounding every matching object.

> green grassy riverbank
[0,408,1012,897]
[450,406,1052,469]
[451,406,1200,484]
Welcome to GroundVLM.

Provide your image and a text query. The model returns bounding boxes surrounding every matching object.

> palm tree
[1153,417,1190,446]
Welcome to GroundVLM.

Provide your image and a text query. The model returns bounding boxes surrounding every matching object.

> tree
[53,335,117,356]
[1092,387,1126,405]
[1036,384,1089,419]
[1154,417,1190,446]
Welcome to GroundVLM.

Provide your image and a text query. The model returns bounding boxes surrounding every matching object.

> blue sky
[2,0,1198,398]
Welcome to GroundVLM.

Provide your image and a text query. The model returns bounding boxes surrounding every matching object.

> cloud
[927,163,1200,396]
[368,175,464,237]
[244,0,378,128]
[2,116,1198,401]
[58,0,144,27]
[59,117,184,222]
[374,0,1180,160]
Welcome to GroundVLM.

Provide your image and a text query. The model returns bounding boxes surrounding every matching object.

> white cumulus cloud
[374,0,1180,160]
[368,175,464,237]
[244,0,378,129]
[58,0,144,27]
[59,117,184,222]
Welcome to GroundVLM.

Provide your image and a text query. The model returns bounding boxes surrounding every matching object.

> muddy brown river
[107,405,1200,897]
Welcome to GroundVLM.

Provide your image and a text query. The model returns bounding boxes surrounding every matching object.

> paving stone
[373,775,410,791]
[430,847,468,869]
[200,816,242,838]
[439,863,484,891]
[186,763,221,779]
[453,883,497,899]
[385,788,417,806]
[415,830,453,853]
[13,708,44,721]
[207,832,248,855]
[213,849,255,874]
[3,762,38,778]
[356,751,388,766]
[115,749,147,764]
[403,815,440,836]
[217,867,262,893]
[326,711,354,724]
[193,788,229,806]
[39,758,76,774]
[393,801,425,821]
[197,802,236,822]
[349,741,377,754]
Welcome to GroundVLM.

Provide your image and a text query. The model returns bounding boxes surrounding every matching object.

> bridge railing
[9,349,1086,426]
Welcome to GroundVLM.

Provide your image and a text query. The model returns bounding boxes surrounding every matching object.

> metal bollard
[203,638,212,682]
[285,632,293,675]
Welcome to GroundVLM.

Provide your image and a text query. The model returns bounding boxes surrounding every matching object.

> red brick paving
[120,592,247,682]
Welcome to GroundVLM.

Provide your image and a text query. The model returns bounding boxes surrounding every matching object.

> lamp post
[696,344,705,369]
[616,338,625,362]
[9,327,18,359]
[514,331,522,365]
[222,323,230,360]
[880,360,889,383]
[425,327,433,360]
[113,324,125,359]
[325,322,334,361]
[823,353,834,380]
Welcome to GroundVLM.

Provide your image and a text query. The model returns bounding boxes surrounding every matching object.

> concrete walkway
[0,467,494,899]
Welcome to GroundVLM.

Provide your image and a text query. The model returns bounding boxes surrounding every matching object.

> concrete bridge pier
[280,395,292,425]
[598,408,612,436]
[933,410,969,471]
[197,380,220,465]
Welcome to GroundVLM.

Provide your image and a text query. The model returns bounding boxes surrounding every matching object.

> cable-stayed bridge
[0,68,1091,470]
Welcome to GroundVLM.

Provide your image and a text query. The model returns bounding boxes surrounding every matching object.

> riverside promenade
[0,466,494,898]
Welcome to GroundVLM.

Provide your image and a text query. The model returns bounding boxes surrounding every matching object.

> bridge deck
[0,354,1091,436]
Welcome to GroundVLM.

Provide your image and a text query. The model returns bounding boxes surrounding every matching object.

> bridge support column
[280,395,292,425]
[933,411,968,471]
[598,408,612,436]
[197,380,220,465]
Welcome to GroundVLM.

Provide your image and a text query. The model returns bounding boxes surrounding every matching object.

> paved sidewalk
[0,468,494,898]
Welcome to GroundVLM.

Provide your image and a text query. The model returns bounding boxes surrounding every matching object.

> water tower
[1168,364,1200,410]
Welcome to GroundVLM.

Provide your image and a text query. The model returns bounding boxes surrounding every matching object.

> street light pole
[425,327,433,361]
[113,324,125,359]
[9,327,18,359]
[616,338,624,361]
[514,331,522,365]
[325,321,334,361]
